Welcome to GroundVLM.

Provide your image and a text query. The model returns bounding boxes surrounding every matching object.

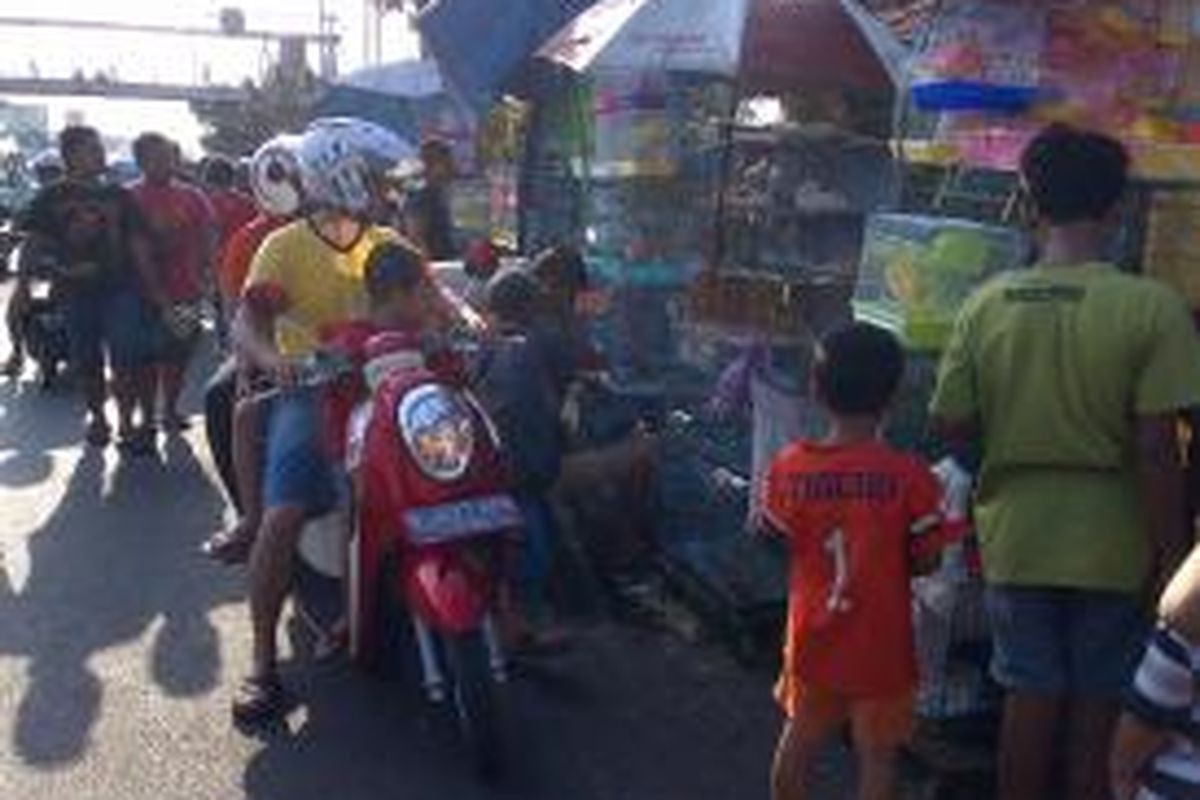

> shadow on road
[0,380,80,488]
[0,430,240,767]
[240,627,777,800]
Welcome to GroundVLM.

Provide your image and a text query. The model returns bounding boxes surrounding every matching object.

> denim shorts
[64,287,148,371]
[262,390,337,516]
[985,585,1147,696]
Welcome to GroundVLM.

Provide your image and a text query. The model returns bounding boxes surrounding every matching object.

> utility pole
[317,0,338,79]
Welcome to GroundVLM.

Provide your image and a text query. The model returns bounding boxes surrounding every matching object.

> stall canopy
[416,0,601,112]
[312,61,446,139]
[537,0,907,91]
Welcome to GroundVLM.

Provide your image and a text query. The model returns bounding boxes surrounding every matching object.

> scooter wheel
[441,631,502,780]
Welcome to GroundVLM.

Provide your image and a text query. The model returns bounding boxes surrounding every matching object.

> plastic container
[854,214,1028,351]
[912,81,1043,114]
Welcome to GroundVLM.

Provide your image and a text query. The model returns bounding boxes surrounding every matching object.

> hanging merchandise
[1144,190,1200,306]
[855,214,1029,351]
[591,71,679,178]
[910,1,1046,113]
[911,1,1197,171]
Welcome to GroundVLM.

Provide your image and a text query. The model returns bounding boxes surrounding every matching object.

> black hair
[132,132,173,166]
[202,155,237,189]
[486,268,541,327]
[364,240,426,305]
[530,244,589,296]
[58,125,100,162]
[1020,124,1129,224]
[814,323,905,417]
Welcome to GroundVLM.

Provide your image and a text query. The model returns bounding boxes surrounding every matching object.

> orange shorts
[779,683,914,749]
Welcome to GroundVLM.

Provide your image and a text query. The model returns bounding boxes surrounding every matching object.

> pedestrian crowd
[6,120,1200,800]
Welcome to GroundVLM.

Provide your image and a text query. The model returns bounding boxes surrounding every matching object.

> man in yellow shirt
[229,126,401,725]
[931,126,1200,800]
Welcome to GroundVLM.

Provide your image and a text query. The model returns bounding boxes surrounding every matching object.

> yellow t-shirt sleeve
[930,293,982,424]
[241,227,295,314]
[1136,287,1200,415]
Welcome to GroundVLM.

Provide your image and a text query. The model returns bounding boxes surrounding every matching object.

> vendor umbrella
[416,0,601,112]
[537,0,906,92]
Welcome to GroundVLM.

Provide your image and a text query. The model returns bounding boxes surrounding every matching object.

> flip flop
[201,528,256,564]
[231,673,287,727]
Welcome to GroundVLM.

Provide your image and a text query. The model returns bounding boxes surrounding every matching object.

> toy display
[912,1,1200,170]
[855,213,1029,351]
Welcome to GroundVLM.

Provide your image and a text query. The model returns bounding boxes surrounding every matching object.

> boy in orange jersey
[764,323,958,800]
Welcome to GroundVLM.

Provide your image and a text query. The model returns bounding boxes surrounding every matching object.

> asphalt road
[0,296,843,800]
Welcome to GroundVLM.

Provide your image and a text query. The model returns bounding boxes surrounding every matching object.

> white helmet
[249,134,303,217]
[297,118,415,214]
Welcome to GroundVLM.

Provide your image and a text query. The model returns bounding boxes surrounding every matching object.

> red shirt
[208,188,257,250]
[764,440,946,699]
[129,180,215,302]
[216,213,289,302]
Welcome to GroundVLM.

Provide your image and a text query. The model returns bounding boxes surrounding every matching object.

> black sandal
[117,427,157,457]
[201,528,255,564]
[232,673,286,727]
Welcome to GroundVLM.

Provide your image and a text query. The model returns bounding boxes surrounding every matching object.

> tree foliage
[190,63,320,157]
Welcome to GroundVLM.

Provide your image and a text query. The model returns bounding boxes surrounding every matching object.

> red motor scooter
[291,329,521,777]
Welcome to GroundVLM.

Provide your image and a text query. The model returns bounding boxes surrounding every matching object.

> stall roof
[337,59,444,99]
[742,0,905,92]
[417,0,600,111]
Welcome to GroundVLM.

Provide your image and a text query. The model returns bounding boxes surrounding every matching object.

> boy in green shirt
[931,125,1200,800]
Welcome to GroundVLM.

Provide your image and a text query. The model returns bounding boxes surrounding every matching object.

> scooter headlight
[396,384,475,482]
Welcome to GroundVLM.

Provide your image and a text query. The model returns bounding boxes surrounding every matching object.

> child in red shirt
[764,324,957,800]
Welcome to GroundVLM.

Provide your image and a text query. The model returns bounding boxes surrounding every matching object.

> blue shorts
[262,391,337,516]
[64,287,148,371]
[985,585,1147,697]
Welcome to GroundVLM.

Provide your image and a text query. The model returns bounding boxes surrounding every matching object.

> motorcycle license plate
[404,495,522,546]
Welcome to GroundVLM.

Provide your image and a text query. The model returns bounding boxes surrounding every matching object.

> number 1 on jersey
[823,527,852,614]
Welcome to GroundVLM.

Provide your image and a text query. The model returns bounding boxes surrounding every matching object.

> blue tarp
[417,0,600,112]
[312,86,421,140]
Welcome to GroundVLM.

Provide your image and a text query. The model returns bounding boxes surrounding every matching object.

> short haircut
[202,155,237,188]
[1020,125,1129,224]
[58,125,100,161]
[364,240,426,306]
[132,132,173,165]
[530,244,588,295]
[486,268,541,326]
[814,323,905,417]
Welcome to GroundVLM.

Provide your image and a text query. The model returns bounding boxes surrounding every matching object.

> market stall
[534,0,905,654]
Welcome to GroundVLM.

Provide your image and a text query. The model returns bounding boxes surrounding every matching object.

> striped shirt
[1125,624,1200,798]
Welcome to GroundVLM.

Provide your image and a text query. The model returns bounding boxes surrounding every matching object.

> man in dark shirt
[19,125,163,449]
[403,137,458,261]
